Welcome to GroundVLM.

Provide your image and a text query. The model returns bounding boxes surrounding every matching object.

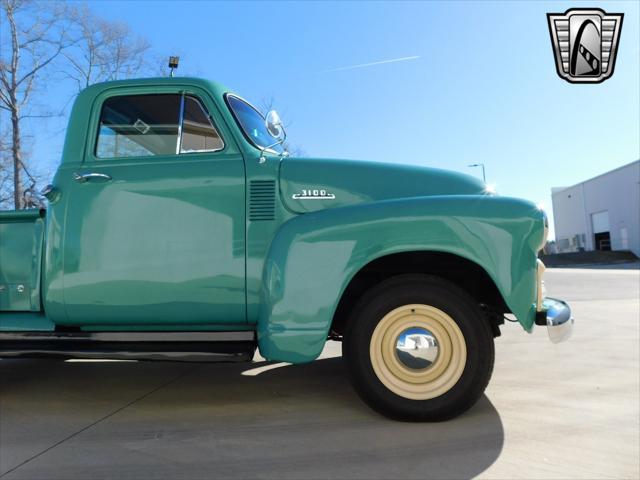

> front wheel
[344,275,495,421]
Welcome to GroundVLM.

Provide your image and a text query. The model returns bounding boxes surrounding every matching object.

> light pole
[468,163,486,182]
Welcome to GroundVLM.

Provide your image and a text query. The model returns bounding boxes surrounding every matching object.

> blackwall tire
[343,274,495,421]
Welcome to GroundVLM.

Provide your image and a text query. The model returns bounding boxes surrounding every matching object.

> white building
[551,160,640,257]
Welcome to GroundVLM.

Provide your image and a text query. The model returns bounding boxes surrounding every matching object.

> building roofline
[552,159,640,194]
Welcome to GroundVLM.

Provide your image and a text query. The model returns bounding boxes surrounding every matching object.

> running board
[0,331,256,362]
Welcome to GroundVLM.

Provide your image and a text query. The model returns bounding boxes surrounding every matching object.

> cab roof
[75,76,232,102]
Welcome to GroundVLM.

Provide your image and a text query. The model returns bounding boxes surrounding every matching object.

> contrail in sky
[321,55,420,73]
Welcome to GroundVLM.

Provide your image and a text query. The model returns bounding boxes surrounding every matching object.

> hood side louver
[249,180,276,221]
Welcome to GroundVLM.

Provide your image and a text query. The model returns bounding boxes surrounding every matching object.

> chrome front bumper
[536,297,574,343]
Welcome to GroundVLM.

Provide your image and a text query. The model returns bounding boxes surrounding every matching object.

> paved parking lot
[1,267,639,479]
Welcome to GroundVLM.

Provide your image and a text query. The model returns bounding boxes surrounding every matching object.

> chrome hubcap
[370,304,467,400]
[395,327,439,370]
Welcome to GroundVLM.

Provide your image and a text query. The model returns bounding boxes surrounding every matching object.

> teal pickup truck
[0,77,573,420]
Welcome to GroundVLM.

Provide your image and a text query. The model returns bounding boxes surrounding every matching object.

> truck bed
[0,209,45,313]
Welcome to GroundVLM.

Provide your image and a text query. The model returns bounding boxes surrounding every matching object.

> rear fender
[0,209,45,313]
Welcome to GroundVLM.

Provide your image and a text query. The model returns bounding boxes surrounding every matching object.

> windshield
[226,94,284,154]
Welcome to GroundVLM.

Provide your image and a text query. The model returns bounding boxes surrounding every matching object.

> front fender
[258,195,545,363]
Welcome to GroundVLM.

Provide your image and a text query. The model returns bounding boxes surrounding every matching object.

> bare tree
[0,0,72,209]
[1,1,153,210]
[0,127,45,209]
[0,133,13,208]
[63,5,150,91]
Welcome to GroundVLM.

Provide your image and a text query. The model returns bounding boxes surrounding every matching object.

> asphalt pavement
[1,267,638,479]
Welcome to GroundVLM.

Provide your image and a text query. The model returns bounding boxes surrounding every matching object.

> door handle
[73,172,112,183]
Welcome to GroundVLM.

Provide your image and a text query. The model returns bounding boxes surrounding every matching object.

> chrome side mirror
[265,110,284,139]
[259,110,287,164]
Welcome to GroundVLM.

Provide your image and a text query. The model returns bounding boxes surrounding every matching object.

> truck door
[60,90,246,327]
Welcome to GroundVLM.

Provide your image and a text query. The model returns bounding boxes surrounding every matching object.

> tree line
[1,0,156,209]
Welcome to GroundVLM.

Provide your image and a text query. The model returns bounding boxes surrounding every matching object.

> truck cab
[0,77,573,421]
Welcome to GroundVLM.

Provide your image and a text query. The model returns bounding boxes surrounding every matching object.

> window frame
[91,90,226,162]
[178,94,226,155]
[224,93,282,155]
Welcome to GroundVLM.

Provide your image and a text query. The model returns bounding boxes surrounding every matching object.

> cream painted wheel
[345,275,495,420]
[369,304,467,400]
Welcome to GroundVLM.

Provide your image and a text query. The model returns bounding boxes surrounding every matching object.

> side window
[180,96,224,153]
[96,94,180,158]
[96,94,224,159]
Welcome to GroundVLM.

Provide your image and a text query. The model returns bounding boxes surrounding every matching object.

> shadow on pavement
[0,357,504,479]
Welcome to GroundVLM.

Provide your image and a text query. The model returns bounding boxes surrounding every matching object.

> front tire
[344,274,494,421]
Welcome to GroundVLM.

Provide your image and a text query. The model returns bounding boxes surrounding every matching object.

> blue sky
[25,0,640,238]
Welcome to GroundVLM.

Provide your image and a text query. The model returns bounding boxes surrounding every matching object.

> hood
[279,157,487,214]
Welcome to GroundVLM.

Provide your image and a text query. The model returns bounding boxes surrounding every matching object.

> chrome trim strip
[0,331,255,342]
[176,92,185,155]
[292,194,336,200]
[0,350,253,363]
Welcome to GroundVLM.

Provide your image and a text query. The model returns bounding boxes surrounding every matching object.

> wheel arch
[330,251,509,338]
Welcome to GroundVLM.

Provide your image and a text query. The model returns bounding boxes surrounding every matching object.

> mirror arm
[258,128,287,164]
